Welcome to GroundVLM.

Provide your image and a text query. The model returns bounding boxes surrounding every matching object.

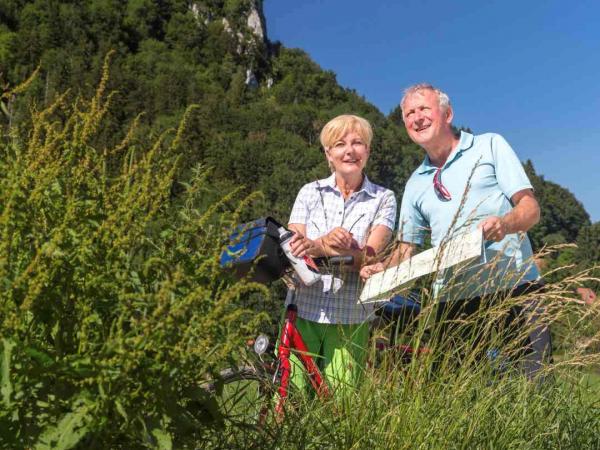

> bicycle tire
[204,366,273,428]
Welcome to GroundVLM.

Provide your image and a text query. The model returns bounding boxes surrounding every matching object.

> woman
[286,114,396,394]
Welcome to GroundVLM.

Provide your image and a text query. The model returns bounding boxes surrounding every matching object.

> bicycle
[204,218,553,431]
[203,217,428,428]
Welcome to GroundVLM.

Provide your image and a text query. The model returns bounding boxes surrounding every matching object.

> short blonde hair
[319,114,373,150]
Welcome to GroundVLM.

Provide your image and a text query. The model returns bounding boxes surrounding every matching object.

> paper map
[359,229,484,303]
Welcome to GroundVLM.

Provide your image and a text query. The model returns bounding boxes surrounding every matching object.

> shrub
[0,54,269,448]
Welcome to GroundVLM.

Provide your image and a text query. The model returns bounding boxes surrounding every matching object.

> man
[362,83,550,373]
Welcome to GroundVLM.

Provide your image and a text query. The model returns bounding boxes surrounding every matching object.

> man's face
[402,89,452,149]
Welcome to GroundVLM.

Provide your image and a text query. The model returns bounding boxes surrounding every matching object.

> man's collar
[417,131,475,174]
[317,173,377,197]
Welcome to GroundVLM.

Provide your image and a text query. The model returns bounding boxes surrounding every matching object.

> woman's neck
[336,173,364,199]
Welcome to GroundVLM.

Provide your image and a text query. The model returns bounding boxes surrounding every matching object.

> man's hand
[478,216,508,242]
[321,226,359,250]
[289,232,318,257]
[478,189,540,243]
[360,262,385,281]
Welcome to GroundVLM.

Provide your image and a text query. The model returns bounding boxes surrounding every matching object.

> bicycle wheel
[204,366,273,427]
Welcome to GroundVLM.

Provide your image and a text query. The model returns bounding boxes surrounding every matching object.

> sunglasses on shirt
[433,167,452,201]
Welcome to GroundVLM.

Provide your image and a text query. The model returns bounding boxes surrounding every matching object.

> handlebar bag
[219,216,289,283]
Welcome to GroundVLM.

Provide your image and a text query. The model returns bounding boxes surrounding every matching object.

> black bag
[219,217,290,283]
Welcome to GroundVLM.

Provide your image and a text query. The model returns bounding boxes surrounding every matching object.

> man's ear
[445,105,454,124]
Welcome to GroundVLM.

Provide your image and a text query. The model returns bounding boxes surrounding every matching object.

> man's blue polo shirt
[398,131,541,301]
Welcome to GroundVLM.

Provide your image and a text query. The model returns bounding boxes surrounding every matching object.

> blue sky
[264,0,600,222]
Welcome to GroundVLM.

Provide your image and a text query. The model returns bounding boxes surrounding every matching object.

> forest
[1,0,596,257]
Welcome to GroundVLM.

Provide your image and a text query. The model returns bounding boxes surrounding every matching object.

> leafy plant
[0,53,269,448]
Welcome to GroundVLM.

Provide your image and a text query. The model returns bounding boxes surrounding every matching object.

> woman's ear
[324,148,335,172]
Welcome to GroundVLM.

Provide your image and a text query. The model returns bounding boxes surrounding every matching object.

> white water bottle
[278,227,321,286]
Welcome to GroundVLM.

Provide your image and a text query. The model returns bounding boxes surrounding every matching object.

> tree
[576,223,600,264]
[524,160,590,250]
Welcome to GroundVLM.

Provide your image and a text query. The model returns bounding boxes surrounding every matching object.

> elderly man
[362,83,550,370]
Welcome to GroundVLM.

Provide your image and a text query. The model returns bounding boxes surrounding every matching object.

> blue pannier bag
[380,291,421,321]
[379,291,422,340]
[220,217,289,284]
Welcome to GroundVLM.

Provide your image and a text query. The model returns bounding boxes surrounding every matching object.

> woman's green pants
[287,317,369,396]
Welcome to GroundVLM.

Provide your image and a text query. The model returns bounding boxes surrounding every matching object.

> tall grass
[0,55,271,448]
[213,260,600,449]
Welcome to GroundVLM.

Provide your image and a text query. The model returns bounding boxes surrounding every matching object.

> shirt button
[338,211,342,215]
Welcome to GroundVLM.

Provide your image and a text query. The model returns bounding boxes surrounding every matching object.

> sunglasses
[433,167,451,201]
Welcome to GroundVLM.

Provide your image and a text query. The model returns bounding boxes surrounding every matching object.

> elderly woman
[286,114,396,393]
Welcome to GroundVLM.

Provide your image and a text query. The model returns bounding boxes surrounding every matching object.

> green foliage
[0,1,428,224]
[251,374,600,450]
[524,160,590,250]
[0,56,269,448]
[0,26,16,66]
[522,161,593,286]
[576,222,600,266]
[573,222,600,291]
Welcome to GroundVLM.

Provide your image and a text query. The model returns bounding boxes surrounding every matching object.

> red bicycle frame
[274,303,329,416]
[272,304,429,417]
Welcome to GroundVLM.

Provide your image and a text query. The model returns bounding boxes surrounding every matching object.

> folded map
[359,229,484,303]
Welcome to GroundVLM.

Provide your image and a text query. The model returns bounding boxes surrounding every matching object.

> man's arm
[479,189,540,242]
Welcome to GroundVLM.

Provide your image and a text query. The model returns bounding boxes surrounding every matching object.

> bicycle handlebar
[220,217,357,284]
[313,255,354,267]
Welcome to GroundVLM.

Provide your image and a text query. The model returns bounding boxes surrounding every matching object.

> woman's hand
[360,262,385,281]
[289,231,319,257]
[321,226,359,250]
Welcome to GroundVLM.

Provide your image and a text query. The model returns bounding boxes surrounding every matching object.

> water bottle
[278,227,321,286]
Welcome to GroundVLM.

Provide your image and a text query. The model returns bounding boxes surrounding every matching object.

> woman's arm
[361,224,393,265]
[360,241,416,280]
[287,223,394,271]
[287,223,356,259]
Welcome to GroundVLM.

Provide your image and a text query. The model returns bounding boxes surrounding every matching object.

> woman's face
[325,130,370,177]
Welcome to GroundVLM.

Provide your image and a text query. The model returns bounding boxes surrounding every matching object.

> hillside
[0,0,596,256]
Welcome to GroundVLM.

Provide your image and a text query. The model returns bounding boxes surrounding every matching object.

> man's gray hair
[400,83,451,112]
